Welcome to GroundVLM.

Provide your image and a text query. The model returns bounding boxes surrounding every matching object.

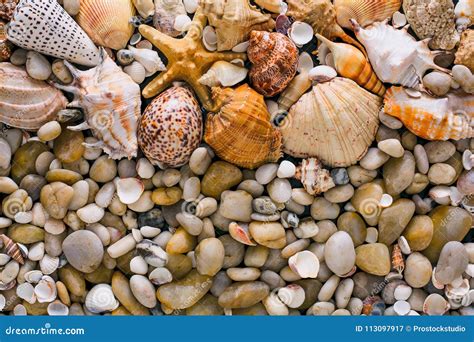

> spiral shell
[334,0,401,29]
[204,84,283,169]
[391,243,404,274]
[138,85,202,168]
[0,234,24,265]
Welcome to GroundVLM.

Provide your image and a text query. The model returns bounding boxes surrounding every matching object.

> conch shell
[153,0,187,37]
[455,29,474,73]
[279,77,381,167]
[204,84,283,169]
[384,86,474,140]
[403,0,459,50]
[316,34,385,96]
[200,0,275,51]
[55,49,141,159]
[76,0,136,50]
[139,85,202,168]
[0,0,18,20]
[0,63,67,130]
[286,0,365,53]
[248,31,298,97]
[295,158,335,195]
[352,20,449,88]
[198,60,248,87]
[334,0,401,29]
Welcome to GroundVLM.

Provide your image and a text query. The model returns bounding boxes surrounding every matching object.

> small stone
[176,213,204,236]
[0,138,11,170]
[138,208,165,229]
[20,174,46,201]
[383,151,416,195]
[45,169,83,185]
[277,160,296,178]
[424,141,456,163]
[201,161,242,198]
[166,227,197,254]
[323,184,354,203]
[422,72,452,96]
[111,271,149,315]
[457,170,474,195]
[218,281,269,309]
[189,147,212,175]
[40,182,74,219]
[53,129,85,164]
[330,168,349,185]
[237,180,264,197]
[337,212,367,247]
[183,177,200,201]
[195,238,225,276]
[403,215,434,252]
[379,110,403,129]
[347,166,377,187]
[377,139,404,158]
[162,169,181,187]
[62,230,104,273]
[355,243,391,276]
[89,156,117,183]
[324,231,356,276]
[130,275,157,308]
[405,173,429,194]
[219,190,253,222]
[378,199,415,245]
[7,224,44,244]
[310,197,340,220]
[267,178,292,203]
[58,264,86,297]
[151,187,182,206]
[77,204,104,224]
[52,59,73,84]
[404,252,432,288]
[359,148,390,170]
[26,51,51,80]
[435,241,468,285]
[252,197,278,215]
[400,131,417,150]
[249,222,286,249]
[255,163,278,185]
[11,141,48,183]
[37,121,62,142]
[428,163,456,185]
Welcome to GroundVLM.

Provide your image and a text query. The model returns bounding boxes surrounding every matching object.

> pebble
[62,230,104,273]
[218,281,269,309]
[428,163,457,185]
[347,166,377,187]
[219,190,253,222]
[189,147,212,175]
[324,231,356,276]
[422,72,452,96]
[35,152,55,176]
[458,170,474,195]
[337,212,367,246]
[355,243,391,276]
[63,0,81,16]
[267,178,292,203]
[252,197,278,215]
[77,204,105,224]
[378,199,415,245]
[195,238,225,276]
[255,163,278,185]
[405,173,429,194]
[166,227,197,254]
[323,184,354,203]
[379,110,403,129]
[310,198,340,220]
[424,141,456,163]
[11,141,48,183]
[244,245,269,268]
[111,271,149,315]
[130,275,157,308]
[0,138,11,170]
[404,252,432,288]
[377,139,404,158]
[151,187,182,206]
[195,197,218,218]
[176,213,204,236]
[435,241,468,285]
[53,129,85,164]
[162,169,181,187]
[52,59,73,84]
[10,48,27,66]
[58,265,86,297]
[130,256,148,274]
[40,182,74,219]
[249,222,286,249]
[26,51,52,80]
[183,177,200,201]
[237,180,264,197]
[402,215,434,252]
[401,131,417,150]
[383,151,416,195]
[227,267,261,281]
[330,168,349,185]
[201,161,242,198]
[359,148,390,170]
[0,176,18,194]
[318,275,340,301]
[277,161,296,178]
[37,121,61,142]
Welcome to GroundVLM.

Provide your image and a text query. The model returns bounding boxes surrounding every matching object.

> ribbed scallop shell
[204,84,283,169]
[455,29,474,73]
[248,31,298,97]
[7,0,100,66]
[153,0,186,38]
[384,86,474,140]
[334,0,401,29]
[0,63,67,130]
[77,0,136,50]
[280,77,381,167]
[138,85,202,168]
[55,49,141,159]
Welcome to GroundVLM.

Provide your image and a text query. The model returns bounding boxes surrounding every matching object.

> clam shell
[16,282,36,304]
[24,270,43,283]
[47,300,69,316]
[85,284,119,313]
[116,177,145,204]
[77,0,136,50]
[202,25,218,51]
[289,21,314,46]
[229,222,256,246]
[34,275,57,303]
[39,254,59,275]
[277,284,306,308]
[173,13,192,32]
[124,61,147,84]
[334,0,401,29]
[423,293,449,315]
[288,250,320,278]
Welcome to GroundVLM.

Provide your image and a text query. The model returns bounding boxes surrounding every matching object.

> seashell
[277,71,312,111]
[202,25,218,51]
[455,30,474,74]
[288,250,320,278]
[55,49,141,159]
[393,300,410,315]
[183,0,198,13]
[0,234,24,264]
[334,0,401,29]
[115,177,145,204]
[34,275,57,303]
[76,0,136,50]
[308,65,337,83]
[289,21,314,46]
[352,20,449,88]
[198,61,248,87]
[24,270,43,283]
[254,0,282,13]
[275,14,292,35]
[298,52,314,73]
[39,254,59,275]
[204,84,283,169]
[85,284,120,313]
[383,86,474,140]
[315,34,385,96]
[455,0,474,31]
[201,0,275,51]
[133,0,155,17]
[7,0,100,66]
[392,11,407,28]
[403,0,459,50]
[286,0,365,53]
[153,0,187,38]
[229,222,256,246]
[445,279,470,299]
[277,284,306,308]
[138,85,202,168]
[398,236,411,255]
[47,301,69,316]
[248,31,298,97]
[124,61,147,84]
[128,45,166,76]
[0,20,12,62]
[391,243,404,274]
[280,77,381,167]
[0,0,18,20]
[16,282,36,304]
[423,293,449,315]
[294,158,335,196]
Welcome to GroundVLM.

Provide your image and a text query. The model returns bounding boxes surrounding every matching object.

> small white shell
[429,186,452,205]
[24,270,44,284]
[16,282,36,304]
[13,304,27,315]
[47,300,70,316]
[34,276,57,303]
[394,284,412,301]
[392,11,407,28]
[173,14,192,32]
[288,251,320,278]
[203,26,218,51]
[128,45,166,76]
[124,61,146,84]
[115,178,145,204]
[130,255,148,275]
[183,0,199,13]
[85,284,119,313]
[289,21,314,46]
[462,150,474,170]
[0,294,5,311]
[39,254,59,275]
[28,242,45,261]
[445,279,470,299]
[431,267,445,290]
[393,300,411,315]
[379,194,393,208]
[298,52,314,73]
[423,293,449,315]
[308,65,337,83]
[277,284,306,308]
[449,186,464,206]
[229,222,256,246]
[232,41,250,53]
[465,264,474,277]
[398,236,411,255]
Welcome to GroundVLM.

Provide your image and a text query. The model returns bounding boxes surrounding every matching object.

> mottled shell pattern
[248,31,298,97]
[403,0,459,50]
[204,84,283,169]
[352,20,449,88]
[280,77,381,167]
[295,158,335,195]
[334,0,401,29]
[139,86,203,168]
[76,0,136,51]
[200,0,275,51]
[153,0,187,38]
[0,19,12,61]
[0,63,67,130]
[55,49,141,159]
[7,0,100,67]
[0,0,17,20]
[384,86,474,140]
[455,29,474,73]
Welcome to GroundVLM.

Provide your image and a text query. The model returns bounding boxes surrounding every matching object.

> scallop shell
[384,86,474,140]
[455,29,474,73]
[0,63,67,130]
[55,49,141,159]
[423,293,449,315]
[315,34,385,96]
[352,20,449,88]
[294,158,335,195]
[0,234,24,264]
[288,250,320,278]
[138,85,202,168]
[198,60,248,87]
[76,0,136,50]
[248,31,299,97]
[7,0,100,66]
[280,77,381,167]
[403,0,459,50]
[201,0,275,51]
[204,84,283,169]
[153,0,187,38]
[0,0,18,20]
[334,0,401,29]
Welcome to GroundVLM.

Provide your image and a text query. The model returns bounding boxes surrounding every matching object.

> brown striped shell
[0,63,67,130]
[204,84,282,169]
[0,234,24,265]
[139,85,202,168]
[248,31,298,97]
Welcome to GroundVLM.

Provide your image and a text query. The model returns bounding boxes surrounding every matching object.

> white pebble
[136,158,155,179]
[130,255,148,275]
[77,204,105,224]
[256,163,278,185]
[277,160,296,178]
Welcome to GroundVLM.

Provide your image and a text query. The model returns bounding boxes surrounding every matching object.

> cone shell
[7,0,100,66]
[384,86,474,140]
[455,29,474,73]
[280,77,381,167]
[0,63,67,130]
[77,0,136,50]
[201,0,275,51]
[0,234,24,265]
[204,84,283,169]
[0,0,18,20]
[334,0,401,29]
[153,0,187,38]
[391,243,404,273]
[139,85,202,168]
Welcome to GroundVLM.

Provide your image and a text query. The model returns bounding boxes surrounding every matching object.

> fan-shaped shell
[55,49,141,159]
[204,84,283,169]
[334,0,401,29]
[7,0,100,66]
[248,31,299,97]
[201,0,275,51]
[280,77,381,167]
[455,29,474,73]
[77,0,136,50]
[153,0,187,38]
[384,86,474,140]
[138,85,202,168]
[0,63,67,130]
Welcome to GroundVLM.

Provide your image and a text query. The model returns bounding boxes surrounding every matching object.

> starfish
[139,8,247,111]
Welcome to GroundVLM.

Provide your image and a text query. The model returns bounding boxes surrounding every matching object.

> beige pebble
[377,139,404,158]
[37,121,61,142]
[428,163,457,185]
